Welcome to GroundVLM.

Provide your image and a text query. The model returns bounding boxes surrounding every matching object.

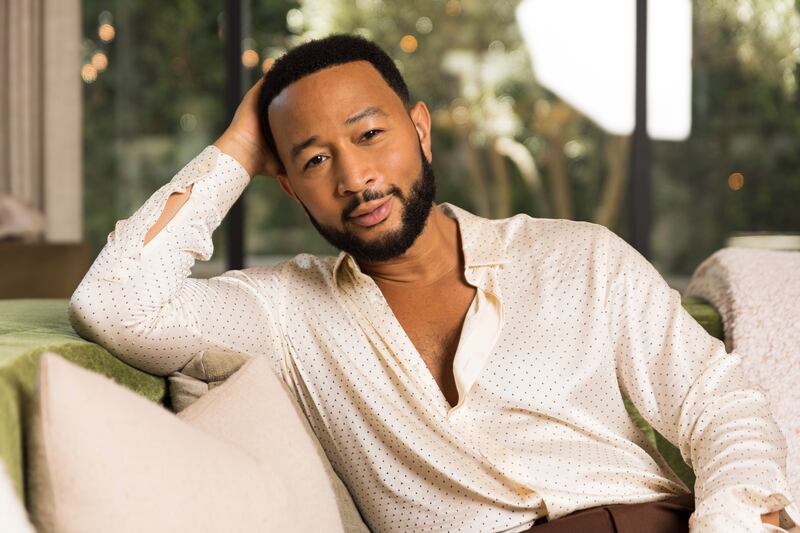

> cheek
[381,139,419,183]
[295,181,344,224]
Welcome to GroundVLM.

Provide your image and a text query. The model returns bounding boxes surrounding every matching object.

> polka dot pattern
[69,145,798,533]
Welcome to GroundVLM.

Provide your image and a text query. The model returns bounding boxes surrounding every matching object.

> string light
[728,172,745,191]
[241,49,259,68]
[400,35,418,53]
[98,23,115,42]
[445,0,462,16]
[91,52,108,71]
[262,57,275,73]
[81,64,98,83]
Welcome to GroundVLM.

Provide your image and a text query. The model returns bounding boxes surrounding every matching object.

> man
[70,34,797,532]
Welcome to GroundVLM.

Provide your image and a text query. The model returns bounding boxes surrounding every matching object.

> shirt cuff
[106,145,250,281]
[690,487,798,533]
[777,502,800,532]
[170,144,251,227]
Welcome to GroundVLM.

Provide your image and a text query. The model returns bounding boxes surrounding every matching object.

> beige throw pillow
[26,351,369,533]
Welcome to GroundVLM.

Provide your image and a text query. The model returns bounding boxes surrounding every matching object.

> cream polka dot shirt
[69,145,799,533]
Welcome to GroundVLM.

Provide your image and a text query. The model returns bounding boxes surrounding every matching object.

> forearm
[602,228,798,531]
[143,184,194,246]
[143,133,258,248]
[69,145,252,375]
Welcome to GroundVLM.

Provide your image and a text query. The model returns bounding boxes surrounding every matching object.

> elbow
[66,276,199,377]
[68,280,99,344]
[66,276,146,370]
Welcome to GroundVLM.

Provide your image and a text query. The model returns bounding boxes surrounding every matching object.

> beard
[299,141,436,263]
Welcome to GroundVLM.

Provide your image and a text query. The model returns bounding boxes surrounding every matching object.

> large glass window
[651,1,800,287]
[81,0,800,286]
[82,0,240,277]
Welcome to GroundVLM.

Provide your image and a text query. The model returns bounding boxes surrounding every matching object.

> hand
[213,76,282,178]
[762,510,780,526]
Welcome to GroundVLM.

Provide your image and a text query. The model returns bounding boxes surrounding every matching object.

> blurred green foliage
[81,0,800,277]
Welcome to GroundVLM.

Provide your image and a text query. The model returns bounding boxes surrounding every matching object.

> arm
[602,228,798,532]
[69,78,284,376]
[144,76,276,248]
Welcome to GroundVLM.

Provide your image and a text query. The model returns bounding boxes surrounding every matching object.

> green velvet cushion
[680,296,724,341]
[0,298,167,505]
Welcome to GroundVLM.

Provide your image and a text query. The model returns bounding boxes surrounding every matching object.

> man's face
[267,60,436,262]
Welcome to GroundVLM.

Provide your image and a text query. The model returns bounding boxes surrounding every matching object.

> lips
[349,196,393,227]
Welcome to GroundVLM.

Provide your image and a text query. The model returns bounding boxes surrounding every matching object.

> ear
[275,172,300,204]
[408,101,433,164]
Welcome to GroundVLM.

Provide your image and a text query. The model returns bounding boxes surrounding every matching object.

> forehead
[267,60,404,144]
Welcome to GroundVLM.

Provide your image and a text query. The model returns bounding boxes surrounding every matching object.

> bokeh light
[91,52,108,71]
[445,0,462,16]
[98,23,115,42]
[81,64,98,83]
[180,113,198,132]
[452,105,470,125]
[728,172,745,191]
[400,35,418,53]
[241,49,259,68]
[415,16,433,34]
[286,8,304,33]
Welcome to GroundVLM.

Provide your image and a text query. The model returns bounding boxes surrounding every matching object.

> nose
[334,147,379,197]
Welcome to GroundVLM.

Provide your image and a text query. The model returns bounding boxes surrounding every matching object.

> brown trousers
[523,494,695,533]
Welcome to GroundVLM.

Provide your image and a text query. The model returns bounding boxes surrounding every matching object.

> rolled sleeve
[69,145,281,377]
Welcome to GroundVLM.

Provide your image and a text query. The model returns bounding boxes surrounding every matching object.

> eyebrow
[344,105,387,126]
[289,136,320,165]
[289,106,389,164]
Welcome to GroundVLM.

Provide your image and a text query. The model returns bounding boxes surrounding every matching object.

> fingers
[247,76,266,96]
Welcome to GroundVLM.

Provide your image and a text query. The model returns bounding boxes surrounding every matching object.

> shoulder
[499,211,608,240]
[220,253,337,295]
[440,202,615,268]
[493,212,613,262]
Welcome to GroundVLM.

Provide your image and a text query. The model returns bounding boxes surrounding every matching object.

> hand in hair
[214,77,283,178]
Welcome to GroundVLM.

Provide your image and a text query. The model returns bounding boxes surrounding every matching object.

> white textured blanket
[0,457,35,533]
[686,246,800,503]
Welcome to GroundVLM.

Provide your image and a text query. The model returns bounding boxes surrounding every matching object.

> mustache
[341,185,403,221]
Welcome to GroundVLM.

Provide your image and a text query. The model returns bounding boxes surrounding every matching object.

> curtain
[0,0,81,242]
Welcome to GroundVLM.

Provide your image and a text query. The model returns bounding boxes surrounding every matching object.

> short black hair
[257,33,411,168]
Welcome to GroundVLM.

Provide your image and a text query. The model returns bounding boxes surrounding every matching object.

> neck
[357,203,461,285]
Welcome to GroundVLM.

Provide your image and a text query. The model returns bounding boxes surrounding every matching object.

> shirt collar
[333,202,509,288]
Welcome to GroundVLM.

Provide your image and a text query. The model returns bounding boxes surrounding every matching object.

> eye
[304,154,326,171]
[362,129,383,140]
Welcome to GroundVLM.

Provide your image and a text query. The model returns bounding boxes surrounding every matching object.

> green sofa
[0,296,723,515]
